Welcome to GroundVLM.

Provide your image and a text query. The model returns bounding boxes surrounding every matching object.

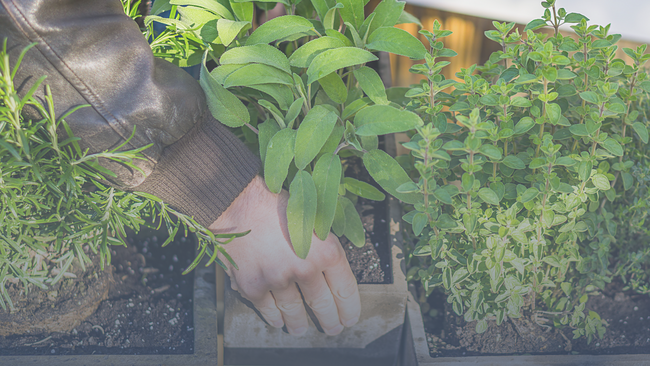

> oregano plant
[401,1,650,343]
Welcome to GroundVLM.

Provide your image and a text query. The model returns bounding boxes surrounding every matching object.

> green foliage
[0,42,240,310]
[151,0,422,258]
[402,2,650,343]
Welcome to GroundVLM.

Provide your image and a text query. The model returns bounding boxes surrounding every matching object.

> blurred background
[370,0,650,87]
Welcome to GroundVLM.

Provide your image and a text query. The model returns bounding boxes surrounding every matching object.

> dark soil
[422,280,650,357]
[340,153,391,285]
[341,197,388,284]
[0,228,195,355]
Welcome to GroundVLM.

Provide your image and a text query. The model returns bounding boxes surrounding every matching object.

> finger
[247,291,284,329]
[297,273,344,336]
[271,283,309,336]
[322,244,361,327]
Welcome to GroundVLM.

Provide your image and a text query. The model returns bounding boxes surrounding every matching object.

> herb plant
[0,41,240,310]
[147,0,428,258]
[402,1,650,343]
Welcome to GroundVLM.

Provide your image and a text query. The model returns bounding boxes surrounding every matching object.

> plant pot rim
[402,292,650,366]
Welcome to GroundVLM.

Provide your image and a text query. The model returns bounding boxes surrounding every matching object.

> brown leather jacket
[0,0,260,226]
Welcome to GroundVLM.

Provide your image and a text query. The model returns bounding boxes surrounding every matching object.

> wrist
[208,175,276,233]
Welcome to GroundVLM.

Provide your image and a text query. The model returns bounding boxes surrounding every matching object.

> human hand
[209,175,361,336]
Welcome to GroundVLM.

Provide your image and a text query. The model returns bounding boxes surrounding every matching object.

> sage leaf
[289,37,346,68]
[478,144,502,160]
[319,72,348,104]
[340,196,365,247]
[294,105,337,169]
[332,197,346,236]
[313,154,342,240]
[354,105,423,136]
[258,119,280,163]
[222,64,293,88]
[353,66,389,105]
[200,54,249,127]
[513,117,535,135]
[367,0,405,36]
[216,19,251,46]
[170,0,234,20]
[520,187,539,203]
[338,0,364,29]
[246,15,315,45]
[344,177,386,201]
[366,27,427,60]
[306,47,378,84]
[264,128,296,193]
[287,171,317,259]
[220,44,291,73]
[363,149,421,204]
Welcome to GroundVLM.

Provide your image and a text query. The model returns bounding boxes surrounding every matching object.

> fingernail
[289,326,308,336]
[343,317,359,327]
[324,324,344,336]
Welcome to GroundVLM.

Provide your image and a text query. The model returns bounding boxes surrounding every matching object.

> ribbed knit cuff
[135,115,261,227]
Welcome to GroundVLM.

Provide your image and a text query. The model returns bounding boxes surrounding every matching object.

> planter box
[0,255,219,366]
[401,293,650,366]
[222,135,409,366]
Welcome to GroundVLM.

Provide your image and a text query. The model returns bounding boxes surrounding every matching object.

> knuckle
[336,280,359,300]
[293,264,318,281]
[277,300,305,314]
[319,245,344,265]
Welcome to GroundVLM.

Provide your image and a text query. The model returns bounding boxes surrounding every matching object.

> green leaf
[433,188,452,205]
[246,15,315,45]
[222,64,293,87]
[289,37,346,68]
[546,102,562,125]
[338,0,365,29]
[524,18,547,31]
[564,13,589,23]
[476,319,488,333]
[295,105,337,169]
[622,172,634,191]
[632,122,649,144]
[353,66,389,105]
[555,157,577,166]
[216,19,251,46]
[170,0,234,20]
[247,84,294,111]
[510,96,532,107]
[520,187,539,203]
[340,196,365,247]
[502,155,525,170]
[592,174,610,190]
[220,44,291,73]
[355,105,423,136]
[310,0,333,21]
[579,91,599,104]
[514,117,535,135]
[344,177,386,201]
[366,27,427,60]
[230,0,254,21]
[258,119,280,162]
[284,97,304,127]
[478,144,502,160]
[601,138,624,156]
[200,54,249,127]
[397,10,422,27]
[306,47,378,84]
[319,72,348,104]
[264,128,296,193]
[557,69,577,80]
[287,171,318,259]
[323,3,344,30]
[478,188,500,205]
[569,124,589,136]
[332,197,346,236]
[368,0,405,36]
[412,213,428,236]
[363,149,421,204]
[313,154,342,240]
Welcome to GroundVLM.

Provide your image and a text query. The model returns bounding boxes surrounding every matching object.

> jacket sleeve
[0,0,261,227]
